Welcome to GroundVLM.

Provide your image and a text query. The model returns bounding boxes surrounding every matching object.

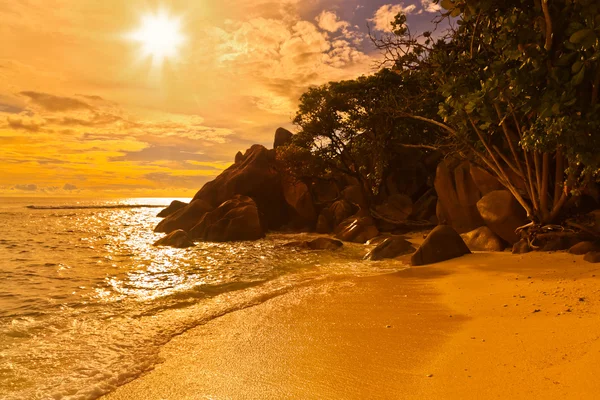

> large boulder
[411,225,471,266]
[157,200,188,218]
[189,195,264,242]
[341,185,368,209]
[282,177,316,229]
[192,145,286,230]
[569,241,600,255]
[335,216,380,244]
[584,252,600,263]
[410,191,438,221]
[469,165,504,196]
[155,199,214,233]
[460,226,506,252]
[330,200,356,227]
[153,230,195,248]
[477,190,527,245]
[365,236,415,261]
[434,160,484,233]
[374,194,413,223]
[311,180,339,205]
[273,127,293,149]
[512,239,532,254]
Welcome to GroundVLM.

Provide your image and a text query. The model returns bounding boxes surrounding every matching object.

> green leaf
[572,60,583,74]
[572,65,586,86]
[570,29,595,44]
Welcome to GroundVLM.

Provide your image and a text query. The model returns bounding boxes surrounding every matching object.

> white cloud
[370,4,417,32]
[315,10,350,33]
[421,0,441,13]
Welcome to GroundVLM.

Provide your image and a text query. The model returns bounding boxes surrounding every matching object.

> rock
[192,145,286,230]
[329,200,356,227]
[366,235,391,246]
[282,178,316,229]
[477,190,527,245]
[434,160,484,233]
[375,194,413,223]
[273,127,293,149]
[365,236,415,261]
[335,216,380,244]
[461,226,506,252]
[341,185,368,209]
[311,179,339,204]
[569,241,600,255]
[536,232,587,252]
[316,209,333,234]
[411,225,471,266]
[307,237,343,250]
[512,239,531,254]
[189,195,264,242]
[284,238,343,250]
[234,151,244,164]
[153,230,195,248]
[469,165,504,196]
[410,191,437,221]
[157,200,188,218]
[584,251,600,263]
[154,199,214,233]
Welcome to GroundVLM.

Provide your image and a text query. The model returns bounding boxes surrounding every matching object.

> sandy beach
[103,251,600,400]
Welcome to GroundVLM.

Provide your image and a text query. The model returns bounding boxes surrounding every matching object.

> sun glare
[130,11,185,66]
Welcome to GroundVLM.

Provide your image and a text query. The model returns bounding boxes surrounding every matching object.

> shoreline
[103,251,600,399]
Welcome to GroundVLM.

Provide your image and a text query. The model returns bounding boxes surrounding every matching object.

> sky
[0,0,443,197]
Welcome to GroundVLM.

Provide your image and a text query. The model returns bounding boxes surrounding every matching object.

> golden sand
[103,251,600,399]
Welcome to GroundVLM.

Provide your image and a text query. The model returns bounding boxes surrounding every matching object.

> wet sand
[103,251,600,399]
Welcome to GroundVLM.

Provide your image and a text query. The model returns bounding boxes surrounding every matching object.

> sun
[129,10,185,65]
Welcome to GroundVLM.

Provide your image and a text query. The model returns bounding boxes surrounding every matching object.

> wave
[26,204,168,210]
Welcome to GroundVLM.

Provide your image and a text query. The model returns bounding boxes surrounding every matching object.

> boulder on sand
[512,239,532,254]
[153,230,195,248]
[189,195,264,242]
[477,190,527,245]
[335,216,380,244]
[157,200,188,218]
[192,145,286,230]
[411,225,471,266]
[569,241,600,255]
[460,226,506,252]
[282,177,316,229]
[584,251,600,263]
[155,199,214,234]
[365,236,414,261]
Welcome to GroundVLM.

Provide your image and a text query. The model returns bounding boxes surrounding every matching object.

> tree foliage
[374,0,600,224]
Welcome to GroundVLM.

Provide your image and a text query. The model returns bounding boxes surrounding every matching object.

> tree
[373,0,600,226]
[278,70,440,206]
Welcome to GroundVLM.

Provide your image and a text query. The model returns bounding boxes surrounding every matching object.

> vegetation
[281,0,600,226]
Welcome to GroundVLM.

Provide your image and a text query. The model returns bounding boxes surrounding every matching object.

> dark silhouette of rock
[157,200,188,218]
[512,239,531,254]
[153,230,195,248]
[155,199,214,233]
[537,232,587,252]
[411,225,471,266]
[375,194,413,223]
[469,165,504,196]
[341,185,368,209]
[192,145,286,230]
[477,190,527,245]
[235,151,244,164]
[311,179,339,204]
[282,177,316,229]
[569,241,600,255]
[365,236,415,261]
[335,216,379,243]
[461,226,506,252]
[316,209,333,234]
[189,195,264,242]
[434,160,484,233]
[273,127,293,149]
[330,200,356,227]
[410,191,437,221]
[283,237,343,250]
[584,251,600,263]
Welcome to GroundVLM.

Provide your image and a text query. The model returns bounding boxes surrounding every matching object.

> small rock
[584,251,600,263]
[427,374,433,378]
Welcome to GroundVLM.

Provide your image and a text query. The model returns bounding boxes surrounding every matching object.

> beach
[102,251,600,399]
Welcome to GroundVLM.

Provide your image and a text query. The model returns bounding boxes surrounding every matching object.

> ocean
[0,197,406,399]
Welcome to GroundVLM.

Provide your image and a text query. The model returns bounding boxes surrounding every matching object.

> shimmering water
[0,197,406,399]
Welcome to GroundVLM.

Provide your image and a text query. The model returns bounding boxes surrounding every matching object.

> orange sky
[0,0,441,197]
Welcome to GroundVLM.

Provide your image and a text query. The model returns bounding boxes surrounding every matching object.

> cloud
[20,91,92,112]
[63,183,77,191]
[370,4,418,32]
[421,0,442,13]
[13,184,38,191]
[110,145,214,163]
[315,11,350,33]
[144,172,213,189]
[6,115,45,132]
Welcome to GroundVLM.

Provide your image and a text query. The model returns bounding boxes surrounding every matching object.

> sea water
[0,197,406,399]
